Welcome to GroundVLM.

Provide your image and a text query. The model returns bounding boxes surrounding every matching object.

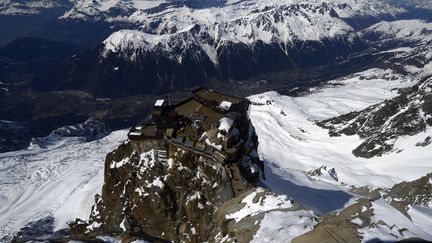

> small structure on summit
[128,87,263,196]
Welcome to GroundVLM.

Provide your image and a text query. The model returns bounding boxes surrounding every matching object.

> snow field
[0,130,128,240]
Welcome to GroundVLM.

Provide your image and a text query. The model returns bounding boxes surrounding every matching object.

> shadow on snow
[261,163,353,215]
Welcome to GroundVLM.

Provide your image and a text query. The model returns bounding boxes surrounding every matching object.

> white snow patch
[360,200,432,241]
[226,188,293,223]
[219,117,234,133]
[407,205,432,233]
[151,177,164,189]
[251,210,316,243]
[365,20,432,40]
[119,217,127,231]
[218,101,232,111]
[351,217,363,225]
[110,157,129,169]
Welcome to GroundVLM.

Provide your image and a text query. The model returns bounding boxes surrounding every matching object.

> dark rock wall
[84,141,234,242]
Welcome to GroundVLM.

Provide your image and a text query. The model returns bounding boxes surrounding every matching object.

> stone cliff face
[68,88,268,241]
[70,119,264,242]
[385,173,432,216]
[79,141,234,242]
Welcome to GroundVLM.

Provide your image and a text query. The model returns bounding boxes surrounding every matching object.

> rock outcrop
[72,141,233,242]
[293,174,432,243]
[69,89,266,242]
[384,173,432,216]
[292,198,373,243]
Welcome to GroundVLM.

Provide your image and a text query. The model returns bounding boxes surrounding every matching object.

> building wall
[131,139,165,154]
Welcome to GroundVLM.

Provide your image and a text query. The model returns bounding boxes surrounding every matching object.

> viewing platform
[127,87,258,196]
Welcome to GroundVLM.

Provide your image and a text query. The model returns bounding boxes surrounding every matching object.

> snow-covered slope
[56,0,431,69]
[0,129,127,242]
[362,19,432,41]
[61,0,167,21]
[311,20,432,158]
[62,0,406,23]
[3,0,409,64]
[320,76,432,158]
[360,20,432,82]
[249,68,429,189]
[95,0,399,64]
[247,68,432,241]
[396,0,432,10]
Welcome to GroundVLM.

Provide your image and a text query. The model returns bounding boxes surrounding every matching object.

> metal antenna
[167,94,172,106]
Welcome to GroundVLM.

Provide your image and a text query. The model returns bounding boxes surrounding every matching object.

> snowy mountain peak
[363,19,432,41]
[101,29,152,59]
[101,26,206,63]
[0,0,69,15]
[60,0,166,20]
[99,1,359,64]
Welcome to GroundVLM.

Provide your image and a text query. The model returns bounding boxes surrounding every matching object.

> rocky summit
[69,88,267,242]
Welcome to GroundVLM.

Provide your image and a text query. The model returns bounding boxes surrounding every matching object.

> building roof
[218,101,232,111]
[193,87,242,104]
[174,98,202,117]
[155,99,165,107]
[128,124,158,139]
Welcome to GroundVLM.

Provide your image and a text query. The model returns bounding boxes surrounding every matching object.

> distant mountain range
[1,0,432,97]
[1,0,432,152]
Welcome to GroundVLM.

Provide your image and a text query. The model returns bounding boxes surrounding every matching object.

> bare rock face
[318,77,432,158]
[66,88,265,241]
[73,141,235,242]
[292,198,373,243]
[307,166,339,182]
[384,173,432,216]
